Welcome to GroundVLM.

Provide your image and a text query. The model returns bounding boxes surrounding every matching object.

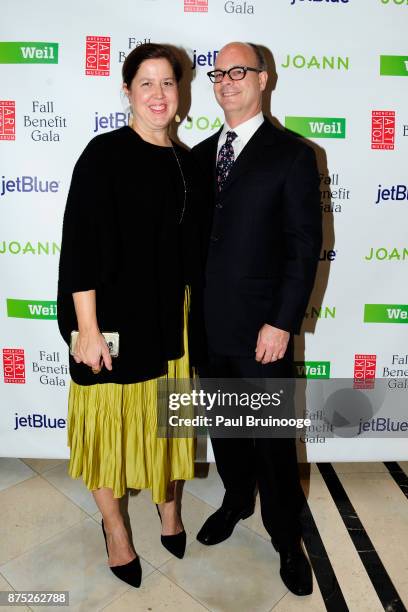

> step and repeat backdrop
[1,0,407,462]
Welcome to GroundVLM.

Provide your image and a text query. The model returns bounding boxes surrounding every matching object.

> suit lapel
[220,119,274,194]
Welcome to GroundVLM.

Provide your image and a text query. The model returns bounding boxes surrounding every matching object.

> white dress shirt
[216,112,264,161]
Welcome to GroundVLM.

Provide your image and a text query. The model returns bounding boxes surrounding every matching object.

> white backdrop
[1,0,407,461]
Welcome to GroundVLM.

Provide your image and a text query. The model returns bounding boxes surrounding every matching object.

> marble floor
[0,458,407,612]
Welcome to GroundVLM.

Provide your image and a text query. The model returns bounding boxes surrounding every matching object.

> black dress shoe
[155,504,186,559]
[279,542,313,596]
[196,504,255,546]
[101,520,142,588]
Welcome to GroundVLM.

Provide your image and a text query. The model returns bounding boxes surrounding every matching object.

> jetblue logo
[1,175,59,197]
[291,0,349,4]
[191,49,219,70]
[93,111,130,133]
[319,249,337,261]
[14,412,66,431]
[375,184,408,204]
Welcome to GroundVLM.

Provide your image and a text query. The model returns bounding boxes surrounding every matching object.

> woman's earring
[175,113,181,124]
[128,104,133,128]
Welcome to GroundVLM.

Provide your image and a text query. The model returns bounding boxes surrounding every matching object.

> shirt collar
[219,112,264,147]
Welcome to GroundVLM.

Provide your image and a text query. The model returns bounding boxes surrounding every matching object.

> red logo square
[85,36,111,76]
[0,101,16,141]
[3,348,25,384]
[354,354,376,389]
[184,0,208,12]
[371,111,395,150]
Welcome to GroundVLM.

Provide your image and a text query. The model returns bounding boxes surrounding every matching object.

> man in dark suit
[192,42,322,596]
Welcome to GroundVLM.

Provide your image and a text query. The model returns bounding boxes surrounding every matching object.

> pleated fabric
[66,288,195,502]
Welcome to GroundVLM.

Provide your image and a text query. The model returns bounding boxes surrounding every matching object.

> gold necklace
[171,144,187,224]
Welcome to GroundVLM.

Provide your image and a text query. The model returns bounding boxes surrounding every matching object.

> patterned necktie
[216,130,238,191]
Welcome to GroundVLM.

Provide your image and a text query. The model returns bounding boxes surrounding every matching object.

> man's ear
[259,71,268,92]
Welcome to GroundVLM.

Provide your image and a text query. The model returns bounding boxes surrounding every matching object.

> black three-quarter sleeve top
[57,126,206,386]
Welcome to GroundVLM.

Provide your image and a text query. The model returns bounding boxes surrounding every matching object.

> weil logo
[364,304,408,323]
[85,36,111,76]
[3,348,25,384]
[0,42,58,64]
[380,55,408,77]
[184,0,208,11]
[371,111,395,150]
[294,361,330,378]
[285,116,346,138]
[0,101,15,140]
[6,299,57,320]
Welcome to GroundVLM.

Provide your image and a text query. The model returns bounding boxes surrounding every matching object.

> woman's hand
[73,329,112,374]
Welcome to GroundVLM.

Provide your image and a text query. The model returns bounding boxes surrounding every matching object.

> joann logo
[86,36,111,76]
[304,305,336,319]
[0,42,58,64]
[0,101,15,141]
[184,115,222,132]
[3,348,25,384]
[375,184,408,204]
[371,111,395,150]
[295,361,330,378]
[364,304,408,323]
[364,246,407,261]
[0,241,60,256]
[184,0,208,11]
[285,116,346,139]
[354,354,376,389]
[281,54,349,70]
[380,55,408,77]
[1,176,59,197]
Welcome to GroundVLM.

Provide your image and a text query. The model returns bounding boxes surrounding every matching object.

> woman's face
[124,58,179,133]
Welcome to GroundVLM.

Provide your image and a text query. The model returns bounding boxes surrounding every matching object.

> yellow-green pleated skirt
[67,289,194,503]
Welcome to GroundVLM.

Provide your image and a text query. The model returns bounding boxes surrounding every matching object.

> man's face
[213,44,267,125]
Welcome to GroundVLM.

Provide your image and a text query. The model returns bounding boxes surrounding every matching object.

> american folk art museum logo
[354,354,376,389]
[371,111,395,150]
[3,349,25,384]
[85,36,111,76]
[184,0,208,11]
[0,101,15,140]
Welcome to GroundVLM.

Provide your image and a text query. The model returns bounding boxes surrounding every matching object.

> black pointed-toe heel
[101,519,142,588]
[156,504,186,559]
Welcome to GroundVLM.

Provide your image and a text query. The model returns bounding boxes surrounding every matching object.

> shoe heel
[156,504,186,559]
[101,519,142,588]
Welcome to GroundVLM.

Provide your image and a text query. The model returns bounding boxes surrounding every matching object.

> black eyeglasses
[207,65,262,83]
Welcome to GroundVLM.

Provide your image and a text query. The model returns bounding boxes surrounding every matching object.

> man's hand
[255,324,290,364]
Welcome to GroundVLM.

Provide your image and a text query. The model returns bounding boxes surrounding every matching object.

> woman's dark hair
[122,43,183,87]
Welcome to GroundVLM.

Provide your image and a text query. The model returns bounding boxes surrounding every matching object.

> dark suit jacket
[192,117,322,358]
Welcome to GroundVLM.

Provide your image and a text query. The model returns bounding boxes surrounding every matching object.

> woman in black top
[58,43,204,588]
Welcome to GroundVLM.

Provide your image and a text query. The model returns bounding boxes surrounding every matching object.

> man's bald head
[213,41,268,129]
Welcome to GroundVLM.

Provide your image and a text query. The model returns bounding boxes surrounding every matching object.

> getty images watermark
[166,388,310,431]
[156,378,408,439]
